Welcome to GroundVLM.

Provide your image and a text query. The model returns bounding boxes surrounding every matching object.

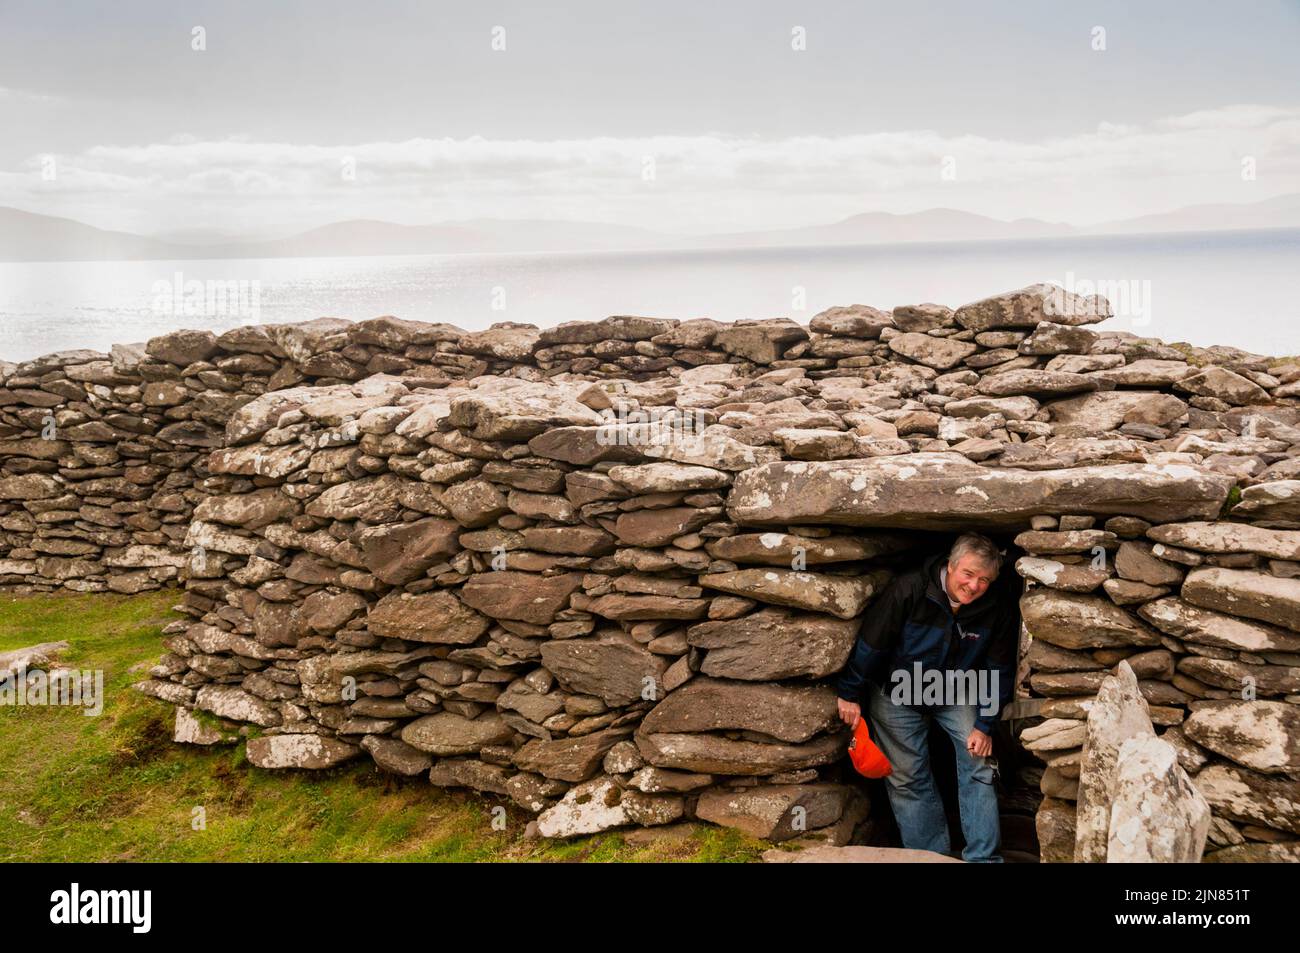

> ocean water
[1,228,1298,363]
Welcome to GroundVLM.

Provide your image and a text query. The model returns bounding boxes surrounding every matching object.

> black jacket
[833,552,1019,735]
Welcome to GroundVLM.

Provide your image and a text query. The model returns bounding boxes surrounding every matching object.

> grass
[1220,484,1243,518]
[0,589,768,862]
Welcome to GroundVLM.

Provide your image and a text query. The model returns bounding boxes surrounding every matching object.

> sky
[1,0,1299,237]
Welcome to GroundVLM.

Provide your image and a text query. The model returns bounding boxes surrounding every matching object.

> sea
[1,227,1298,363]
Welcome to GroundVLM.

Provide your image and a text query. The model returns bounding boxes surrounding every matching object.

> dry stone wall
[4,283,1300,857]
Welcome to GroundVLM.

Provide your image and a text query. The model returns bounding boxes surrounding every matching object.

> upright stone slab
[1106,735,1211,862]
[1074,661,1154,863]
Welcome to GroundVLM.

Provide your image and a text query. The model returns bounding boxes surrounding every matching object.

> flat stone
[698,568,887,619]
[448,382,604,440]
[1138,597,1300,653]
[640,677,839,743]
[1175,366,1270,405]
[401,711,514,755]
[360,736,434,775]
[441,479,509,528]
[145,328,219,366]
[0,474,62,500]
[173,706,239,745]
[642,426,782,472]
[585,592,709,621]
[634,729,846,775]
[977,369,1105,397]
[1176,656,1300,695]
[1046,391,1187,431]
[943,396,1040,420]
[1183,700,1300,774]
[704,531,911,565]
[513,727,635,781]
[696,783,852,841]
[193,488,298,530]
[1022,590,1161,651]
[607,462,730,493]
[1092,359,1194,387]
[1018,322,1099,355]
[1182,567,1300,632]
[208,444,312,479]
[810,304,894,337]
[1021,718,1088,751]
[614,506,717,547]
[772,428,858,460]
[246,734,361,769]
[713,320,809,364]
[460,571,583,625]
[1193,763,1300,835]
[367,591,490,644]
[194,685,282,727]
[888,332,977,370]
[357,517,461,585]
[1231,481,1300,522]
[1015,557,1110,592]
[687,607,858,679]
[954,284,1110,331]
[0,641,69,682]
[536,776,630,837]
[526,425,646,466]
[1114,541,1185,586]
[1148,521,1300,562]
[727,454,1234,530]
[541,633,668,706]
[892,303,955,333]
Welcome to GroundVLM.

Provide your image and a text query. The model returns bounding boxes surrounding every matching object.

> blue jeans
[866,681,1003,862]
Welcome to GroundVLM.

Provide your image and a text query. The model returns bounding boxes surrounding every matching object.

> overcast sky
[2,0,1298,236]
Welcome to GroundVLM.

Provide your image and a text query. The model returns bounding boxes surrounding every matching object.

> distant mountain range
[3,192,1299,263]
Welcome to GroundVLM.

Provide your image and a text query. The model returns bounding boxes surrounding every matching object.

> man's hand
[966,728,992,758]
[837,698,861,729]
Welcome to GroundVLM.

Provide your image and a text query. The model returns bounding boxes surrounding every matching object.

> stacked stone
[0,338,221,594]
[1017,517,1300,862]
[132,365,928,842]
[6,282,1300,853]
[5,286,1297,595]
[0,314,788,592]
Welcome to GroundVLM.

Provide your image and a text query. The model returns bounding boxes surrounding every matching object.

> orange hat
[848,717,893,778]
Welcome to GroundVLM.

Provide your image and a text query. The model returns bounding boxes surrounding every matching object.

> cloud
[0,86,65,105]
[4,104,1299,233]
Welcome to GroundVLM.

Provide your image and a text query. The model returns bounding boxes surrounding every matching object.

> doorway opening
[840,528,1041,861]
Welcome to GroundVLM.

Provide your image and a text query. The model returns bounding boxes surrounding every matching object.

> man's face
[946,553,997,605]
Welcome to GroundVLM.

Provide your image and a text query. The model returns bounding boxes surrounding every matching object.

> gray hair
[948,532,1003,575]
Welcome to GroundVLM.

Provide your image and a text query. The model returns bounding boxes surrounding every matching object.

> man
[834,532,1019,863]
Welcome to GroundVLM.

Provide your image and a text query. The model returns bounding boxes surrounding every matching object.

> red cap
[848,717,893,779]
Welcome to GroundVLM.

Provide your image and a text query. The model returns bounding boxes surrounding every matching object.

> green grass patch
[0,589,766,862]
[1220,484,1243,518]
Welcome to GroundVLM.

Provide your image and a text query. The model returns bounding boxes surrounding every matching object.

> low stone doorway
[840,530,1042,861]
